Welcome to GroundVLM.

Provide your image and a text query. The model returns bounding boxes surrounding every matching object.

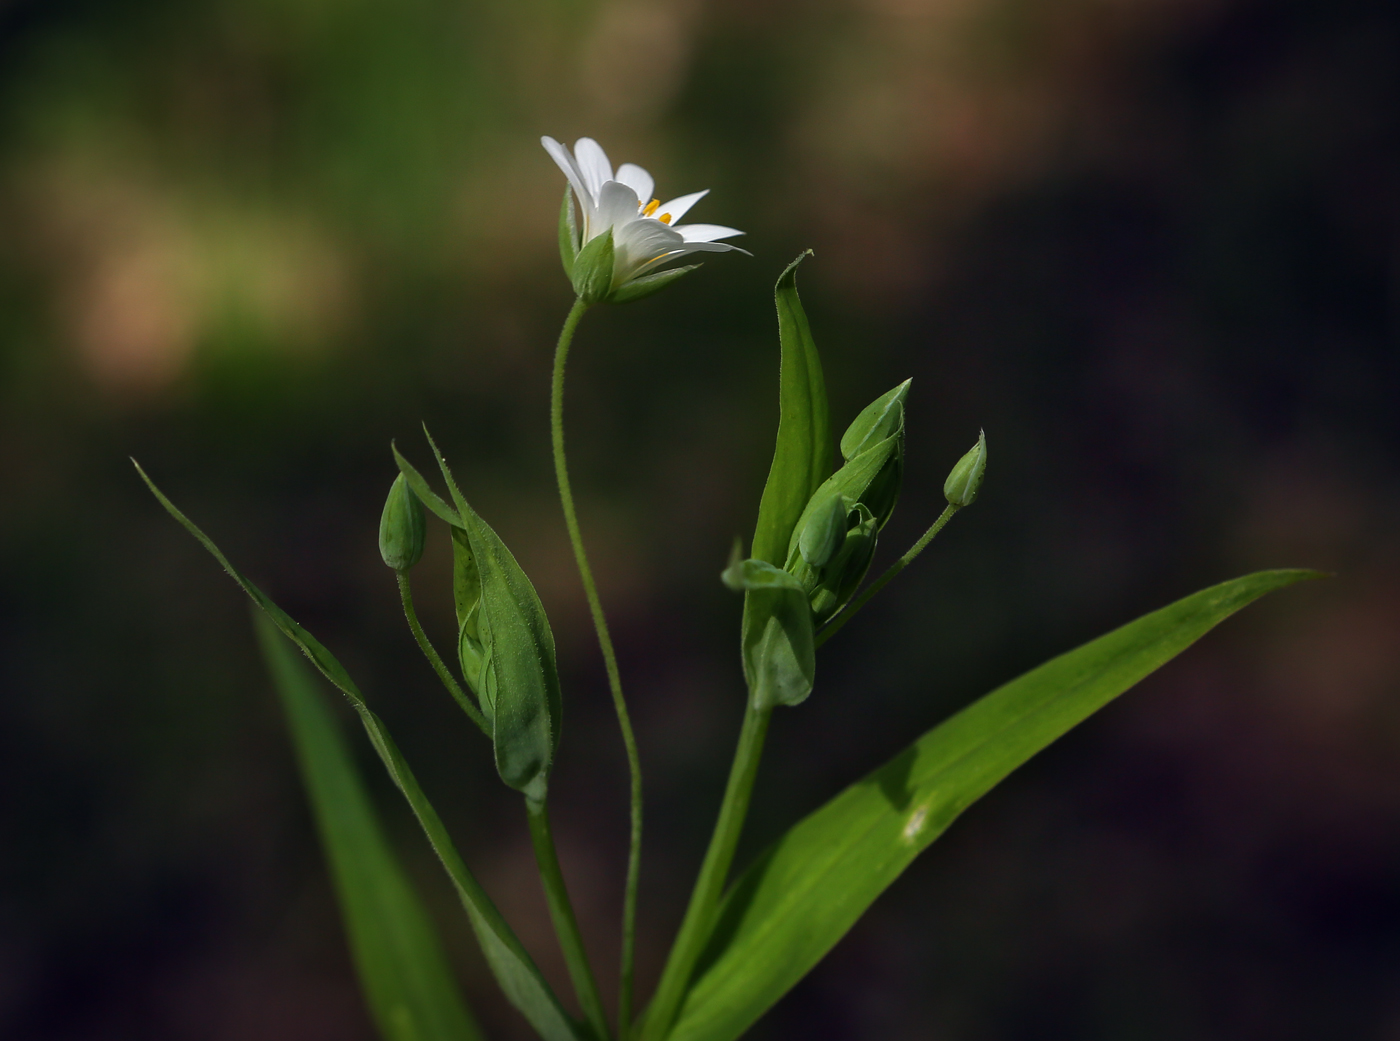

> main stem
[527,798,612,1041]
[642,703,772,1041]
[815,503,960,649]
[551,297,645,1037]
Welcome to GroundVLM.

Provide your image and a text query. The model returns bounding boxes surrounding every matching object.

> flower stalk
[551,297,646,1037]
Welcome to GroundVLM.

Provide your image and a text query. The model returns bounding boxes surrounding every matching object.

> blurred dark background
[2,0,1398,1037]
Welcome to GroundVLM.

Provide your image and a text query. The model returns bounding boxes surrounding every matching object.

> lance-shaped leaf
[669,569,1321,1041]
[419,435,562,804]
[723,557,816,710]
[257,613,484,1041]
[751,251,832,566]
[134,463,585,1041]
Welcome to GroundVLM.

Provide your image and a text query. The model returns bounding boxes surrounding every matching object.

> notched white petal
[615,163,655,207]
[541,136,592,208]
[654,189,708,225]
[677,223,745,243]
[573,138,614,198]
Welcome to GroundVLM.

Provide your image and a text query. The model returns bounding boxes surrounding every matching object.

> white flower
[542,136,746,291]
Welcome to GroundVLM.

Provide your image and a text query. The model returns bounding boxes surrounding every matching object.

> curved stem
[396,570,489,737]
[527,798,612,1041]
[641,703,771,1041]
[551,298,645,1037]
[815,503,960,649]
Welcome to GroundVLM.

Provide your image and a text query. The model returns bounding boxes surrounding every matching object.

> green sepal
[944,429,987,507]
[840,379,910,462]
[571,228,615,305]
[724,558,817,710]
[421,431,562,803]
[133,461,585,1041]
[451,525,487,710]
[558,187,579,279]
[611,263,702,304]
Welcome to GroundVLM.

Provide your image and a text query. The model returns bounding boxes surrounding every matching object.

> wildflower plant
[137,136,1318,1041]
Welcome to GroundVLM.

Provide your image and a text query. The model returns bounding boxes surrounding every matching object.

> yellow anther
[659,213,673,224]
[642,199,660,217]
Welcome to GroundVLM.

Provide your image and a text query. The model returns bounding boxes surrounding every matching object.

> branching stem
[816,503,960,649]
[396,570,489,737]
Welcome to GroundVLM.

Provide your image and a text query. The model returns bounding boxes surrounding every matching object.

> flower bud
[944,430,987,507]
[571,228,616,304]
[807,503,878,624]
[798,493,848,568]
[379,473,426,571]
[840,379,910,462]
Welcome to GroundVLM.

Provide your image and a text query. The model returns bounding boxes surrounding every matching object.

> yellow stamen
[642,198,660,217]
[659,213,672,224]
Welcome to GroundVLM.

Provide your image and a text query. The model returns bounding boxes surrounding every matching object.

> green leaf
[669,569,1321,1041]
[611,263,702,304]
[559,187,579,279]
[393,442,463,528]
[257,613,484,1041]
[422,433,562,803]
[134,462,585,1041]
[750,251,832,566]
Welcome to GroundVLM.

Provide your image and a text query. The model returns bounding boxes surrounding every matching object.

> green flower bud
[807,502,878,624]
[379,473,426,571]
[571,228,615,304]
[944,430,987,507]
[840,379,910,462]
[798,493,848,568]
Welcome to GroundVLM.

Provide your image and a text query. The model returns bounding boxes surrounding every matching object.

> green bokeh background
[3,0,1399,1037]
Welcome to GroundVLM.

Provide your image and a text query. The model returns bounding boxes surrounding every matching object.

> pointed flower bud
[840,379,910,462]
[944,430,987,507]
[379,474,426,571]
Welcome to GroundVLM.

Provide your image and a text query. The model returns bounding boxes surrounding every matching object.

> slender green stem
[642,703,772,1041]
[396,570,489,737]
[551,297,645,1037]
[815,503,960,650]
[527,798,612,1041]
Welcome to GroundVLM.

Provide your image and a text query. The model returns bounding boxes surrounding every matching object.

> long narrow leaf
[257,613,483,1041]
[750,251,831,565]
[669,569,1319,1041]
[135,462,585,1041]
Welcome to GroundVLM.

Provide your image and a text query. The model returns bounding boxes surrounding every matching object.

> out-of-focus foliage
[3,0,1399,1037]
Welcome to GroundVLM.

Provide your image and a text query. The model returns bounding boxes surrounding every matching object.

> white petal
[615,163,655,207]
[613,218,685,280]
[541,136,591,204]
[677,223,745,243]
[669,241,750,257]
[595,180,642,234]
[653,189,708,224]
[573,138,613,199]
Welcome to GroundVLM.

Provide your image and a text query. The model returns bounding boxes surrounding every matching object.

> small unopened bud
[944,430,987,507]
[798,494,847,568]
[379,473,426,570]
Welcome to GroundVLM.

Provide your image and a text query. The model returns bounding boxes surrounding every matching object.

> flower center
[641,198,674,225]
